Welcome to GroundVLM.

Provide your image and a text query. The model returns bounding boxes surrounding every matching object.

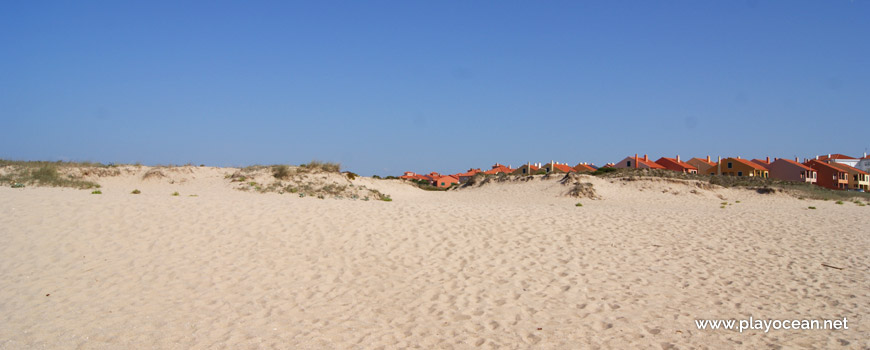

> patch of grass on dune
[300,160,341,173]
[0,163,100,189]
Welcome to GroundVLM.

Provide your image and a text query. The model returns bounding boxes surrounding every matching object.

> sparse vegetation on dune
[300,160,341,173]
[0,161,101,189]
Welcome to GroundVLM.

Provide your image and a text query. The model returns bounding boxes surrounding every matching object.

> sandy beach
[0,166,867,349]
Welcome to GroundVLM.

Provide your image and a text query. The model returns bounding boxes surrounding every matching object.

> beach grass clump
[300,160,341,173]
[835,201,844,205]
[0,164,100,189]
[344,171,358,180]
[171,191,180,196]
[11,183,25,188]
[575,202,583,207]
[131,189,141,194]
[808,206,817,210]
[91,190,102,194]
[272,165,291,179]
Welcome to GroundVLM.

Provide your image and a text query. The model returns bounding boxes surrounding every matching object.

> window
[727,162,733,169]
[441,182,445,186]
[737,171,743,176]
[627,161,632,167]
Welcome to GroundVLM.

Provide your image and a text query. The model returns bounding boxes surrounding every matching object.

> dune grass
[0,162,100,189]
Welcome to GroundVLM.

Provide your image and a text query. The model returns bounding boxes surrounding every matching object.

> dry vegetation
[0,160,103,189]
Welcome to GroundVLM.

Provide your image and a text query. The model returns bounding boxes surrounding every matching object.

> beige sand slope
[0,169,867,349]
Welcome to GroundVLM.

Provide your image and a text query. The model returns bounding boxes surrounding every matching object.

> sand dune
[0,169,867,349]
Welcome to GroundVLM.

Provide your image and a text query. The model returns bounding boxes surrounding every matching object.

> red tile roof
[728,158,768,171]
[656,157,698,171]
[751,159,770,166]
[551,163,574,172]
[484,166,514,175]
[573,163,596,172]
[818,154,856,160]
[805,159,848,173]
[828,162,869,175]
[688,157,716,166]
[776,158,814,171]
[638,158,665,169]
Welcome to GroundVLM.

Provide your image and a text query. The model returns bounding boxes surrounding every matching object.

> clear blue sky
[2,1,868,175]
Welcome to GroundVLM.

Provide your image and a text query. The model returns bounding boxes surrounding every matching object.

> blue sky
[1,1,868,175]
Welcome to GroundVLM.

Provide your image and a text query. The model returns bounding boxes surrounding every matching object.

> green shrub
[131,189,141,194]
[11,183,24,188]
[172,191,180,196]
[575,202,583,207]
[91,190,102,194]
[835,201,843,205]
[808,206,816,210]
[344,171,358,180]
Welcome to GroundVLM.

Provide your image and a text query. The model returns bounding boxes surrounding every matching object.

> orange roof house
[513,163,542,175]
[828,163,869,191]
[703,157,769,178]
[757,157,817,184]
[573,162,596,172]
[484,163,514,175]
[434,175,459,188]
[540,161,575,174]
[816,153,859,168]
[687,156,716,174]
[399,171,432,181]
[805,159,849,190]
[613,154,665,170]
[654,155,698,174]
[453,168,482,182]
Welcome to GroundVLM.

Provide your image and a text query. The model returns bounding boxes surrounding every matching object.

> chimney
[737,156,741,159]
[816,155,819,160]
[634,154,639,169]
[676,155,681,162]
[717,156,722,175]
[706,155,711,162]
[644,154,648,162]
[766,156,769,163]
[828,153,831,158]
[795,157,799,162]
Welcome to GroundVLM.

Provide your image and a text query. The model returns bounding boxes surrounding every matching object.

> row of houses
[400,153,870,192]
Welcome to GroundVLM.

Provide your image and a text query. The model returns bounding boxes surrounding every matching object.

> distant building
[816,154,858,167]
[754,157,816,184]
[704,157,769,178]
[484,163,514,175]
[687,156,717,174]
[399,171,432,181]
[513,163,542,175]
[573,162,597,172]
[613,154,665,170]
[828,163,869,191]
[855,153,870,173]
[804,160,849,190]
[434,175,459,188]
[654,155,698,174]
[453,168,482,182]
[540,161,575,174]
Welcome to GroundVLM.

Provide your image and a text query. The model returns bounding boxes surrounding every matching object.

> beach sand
[1,167,867,349]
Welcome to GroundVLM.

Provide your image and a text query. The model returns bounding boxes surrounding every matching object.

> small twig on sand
[821,264,844,270]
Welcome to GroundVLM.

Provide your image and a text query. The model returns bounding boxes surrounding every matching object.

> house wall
[435,177,459,188]
[855,159,870,173]
[613,156,655,169]
[807,162,848,190]
[704,158,768,177]
[655,159,697,173]
[687,159,715,174]
[767,160,815,183]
